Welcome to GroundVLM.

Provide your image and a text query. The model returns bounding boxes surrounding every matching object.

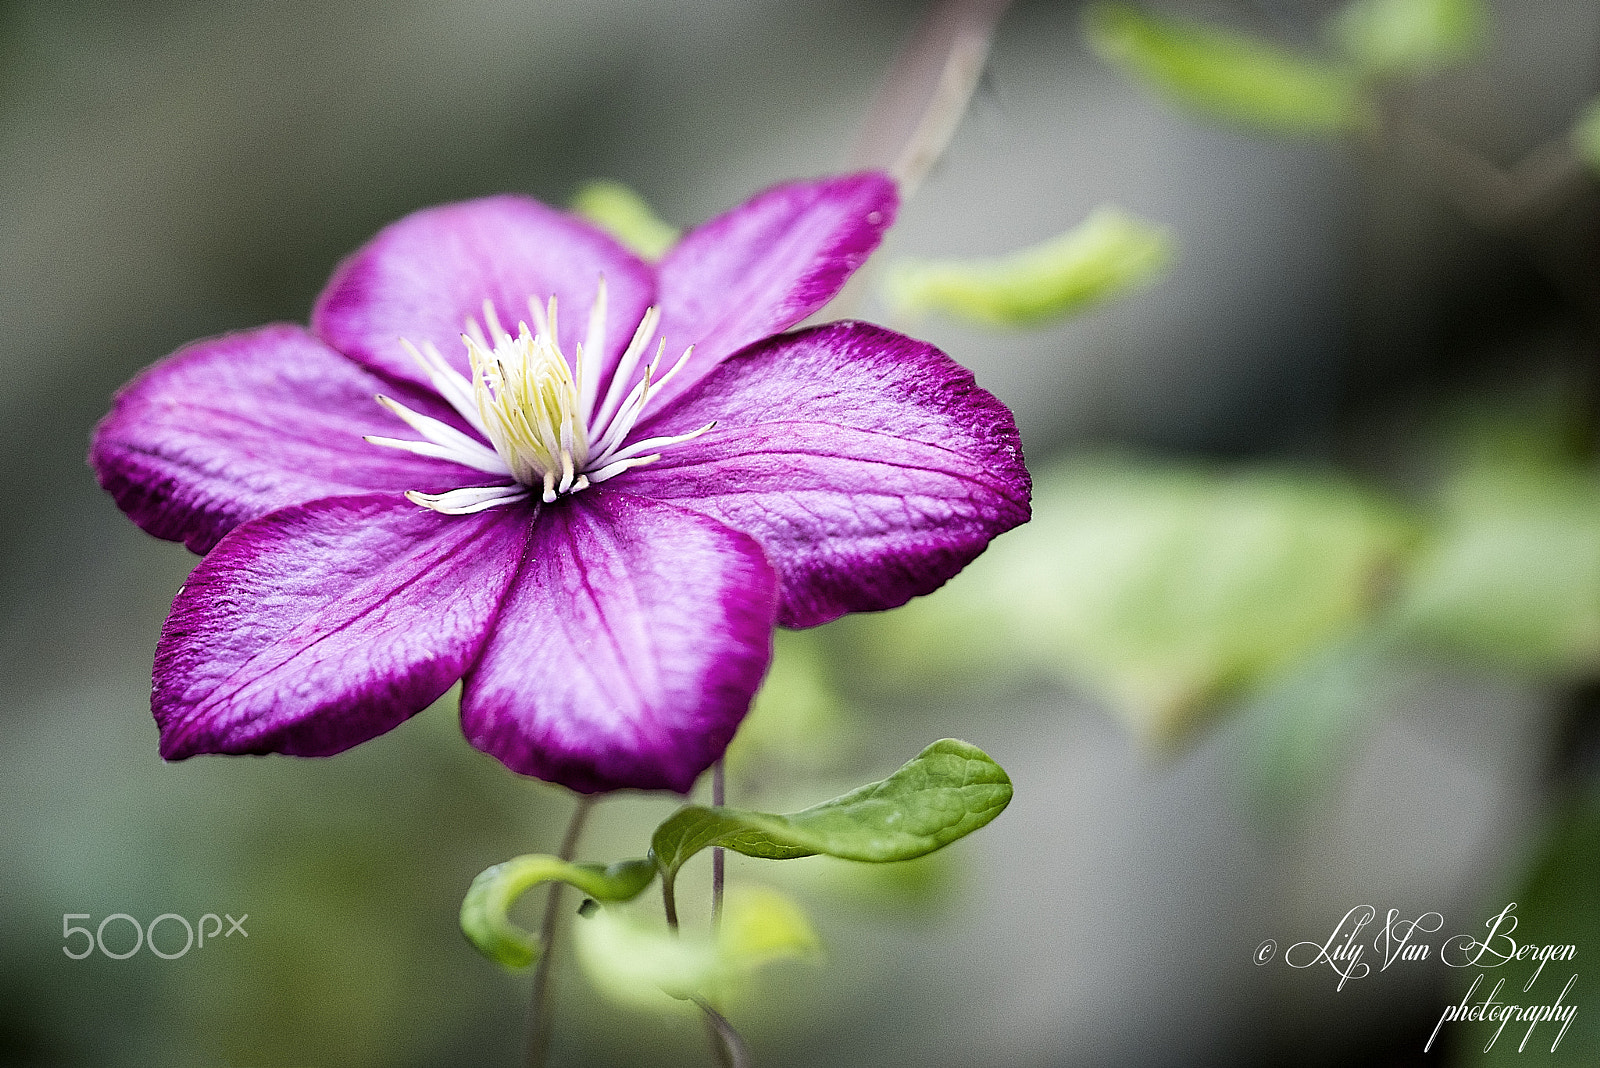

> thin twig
[694,997,752,1068]
[526,794,596,1068]
[1379,113,1591,234]
[850,0,1013,193]
[820,0,1014,323]
[1373,109,1600,324]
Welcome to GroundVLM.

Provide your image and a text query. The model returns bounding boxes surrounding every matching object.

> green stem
[661,873,679,931]
[694,996,751,1068]
[711,758,726,931]
[526,793,595,1068]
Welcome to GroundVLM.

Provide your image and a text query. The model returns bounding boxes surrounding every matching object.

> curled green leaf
[651,739,1012,883]
[883,208,1173,327]
[569,179,681,261]
[460,854,657,969]
[1084,3,1374,135]
[1327,0,1487,78]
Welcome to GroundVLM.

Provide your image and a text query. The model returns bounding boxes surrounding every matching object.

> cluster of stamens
[365,278,713,514]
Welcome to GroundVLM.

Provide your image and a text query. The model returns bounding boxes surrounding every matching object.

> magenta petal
[155,495,533,760]
[91,324,481,553]
[625,322,1030,627]
[311,195,656,392]
[461,492,778,794]
[649,172,897,414]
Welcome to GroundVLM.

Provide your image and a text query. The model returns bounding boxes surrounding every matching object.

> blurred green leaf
[570,179,681,260]
[1232,633,1411,815]
[651,740,1012,883]
[849,460,1414,744]
[1395,468,1600,674]
[725,628,850,780]
[1327,0,1487,77]
[573,885,820,1012]
[1025,465,1414,741]
[1455,792,1599,1064]
[460,855,656,969]
[1570,98,1600,176]
[883,207,1173,327]
[1084,3,1373,135]
[772,848,961,915]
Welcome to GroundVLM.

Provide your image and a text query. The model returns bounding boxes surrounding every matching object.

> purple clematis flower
[91,172,1030,794]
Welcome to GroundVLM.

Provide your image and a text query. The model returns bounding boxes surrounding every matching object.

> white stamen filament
[366,277,707,514]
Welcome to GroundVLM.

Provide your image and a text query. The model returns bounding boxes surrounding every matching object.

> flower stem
[711,758,726,931]
[526,793,595,1068]
[849,0,1013,196]
[694,996,751,1068]
[818,0,1013,322]
[662,874,679,931]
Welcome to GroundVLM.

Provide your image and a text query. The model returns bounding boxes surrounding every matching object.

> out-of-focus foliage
[1456,791,1599,1065]
[841,459,1414,744]
[1569,98,1600,176]
[1327,0,1487,78]
[1395,422,1600,675]
[1083,3,1373,135]
[460,855,655,969]
[725,629,850,782]
[882,208,1172,327]
[1231,634,1412,814]
[573,885,819,1013]
[837,378,1600,756]
[1397,471,1600,674]
[569,179,680,261]
[651,740,1012,881]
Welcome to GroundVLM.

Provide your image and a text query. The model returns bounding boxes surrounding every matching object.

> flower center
[468,317,591,498]
[364,279,715,515]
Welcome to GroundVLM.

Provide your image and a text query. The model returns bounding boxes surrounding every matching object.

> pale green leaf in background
[459,855,656,969]
[569,179,681,261]
[1012,464,1414,742]
[1084,3,1374,135]
[724,629,851,782]
[1230,633,1413,817]
[1391,386,1600,674]
[1327,0,1487,78]
[837,459,1415,745]
[882,207,1172,327]
[1570,98,1600,176]
[1394,468,1600,674]
[573,885,820,1012]
[650,739,1012,883]
[1455,791,1599,1065]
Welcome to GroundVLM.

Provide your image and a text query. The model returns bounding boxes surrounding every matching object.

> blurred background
[3,0,1599,1065]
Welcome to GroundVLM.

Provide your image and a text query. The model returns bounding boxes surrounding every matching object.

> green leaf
[459,854,656,969]
[1327,0,1487,78]
[569,179,681,261]
[573,885,820,1012]
[1084,3,1373,135]
[1232,633,1410,817]
[650,739,1012,883]
[882,207,1173,327]
[724,629,850,778]
[1394,468,1600,674]
[1570,98,1600,176]
[1454,793,1599,1065]
[840,459,1415,744]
